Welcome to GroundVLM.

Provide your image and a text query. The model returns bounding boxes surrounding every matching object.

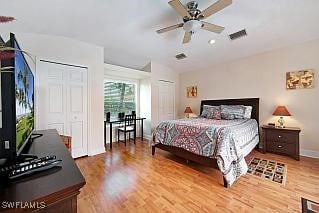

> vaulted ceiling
[1,0,319,72]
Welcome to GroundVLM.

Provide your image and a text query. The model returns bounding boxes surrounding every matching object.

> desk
[104,117,146,150]
[0,129,86,212]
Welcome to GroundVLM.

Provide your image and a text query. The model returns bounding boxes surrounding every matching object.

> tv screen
[14,40,35,153]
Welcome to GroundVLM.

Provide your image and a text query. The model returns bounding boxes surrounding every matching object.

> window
[104,81,136,118]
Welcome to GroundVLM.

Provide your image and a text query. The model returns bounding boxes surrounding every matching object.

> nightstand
[261,125,301,160]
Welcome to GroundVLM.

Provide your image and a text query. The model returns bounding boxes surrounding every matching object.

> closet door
[158,81,175,122]
[37,61,88,158]
[66,66,88,158]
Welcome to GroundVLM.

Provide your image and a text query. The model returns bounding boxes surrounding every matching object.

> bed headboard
[200,98,260,124]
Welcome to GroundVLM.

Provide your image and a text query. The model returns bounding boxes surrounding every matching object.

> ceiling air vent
[175,53,187,60]
[229,29,247,41]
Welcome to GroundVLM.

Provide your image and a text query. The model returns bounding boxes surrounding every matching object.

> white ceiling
[1,0,319,72]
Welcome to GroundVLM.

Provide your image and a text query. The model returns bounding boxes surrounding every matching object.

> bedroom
[0,0,319,212]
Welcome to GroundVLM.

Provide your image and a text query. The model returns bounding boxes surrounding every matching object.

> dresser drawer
[266,141,295,155]
[266,131,296,144]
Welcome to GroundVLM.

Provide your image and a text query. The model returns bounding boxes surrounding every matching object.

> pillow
[220,105,246,120]
[201,105,221,120]
[201,105,212,117]
[243,106,253,119]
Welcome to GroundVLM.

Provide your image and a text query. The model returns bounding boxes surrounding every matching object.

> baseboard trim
[143,134,152,141]
[88,147,105,156]
[300,149,319,159]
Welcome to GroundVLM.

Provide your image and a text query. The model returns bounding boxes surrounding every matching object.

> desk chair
[117,114,136,146]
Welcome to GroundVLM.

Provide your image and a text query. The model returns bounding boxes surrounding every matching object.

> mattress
[153,117,259,185]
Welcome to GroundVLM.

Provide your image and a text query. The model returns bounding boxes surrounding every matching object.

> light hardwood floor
[76,139,319,213]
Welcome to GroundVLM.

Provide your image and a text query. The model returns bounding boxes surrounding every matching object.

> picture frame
[286,69,314,90]
[187,86,197,98]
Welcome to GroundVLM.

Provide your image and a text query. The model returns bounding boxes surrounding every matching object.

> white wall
[4,32,105,156]
[141,62,152,138]
[151,62,179,129]
[140,78,152,138]
[179,39,319,158]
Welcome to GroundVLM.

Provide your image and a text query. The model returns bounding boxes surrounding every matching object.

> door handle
[278,145,283,148]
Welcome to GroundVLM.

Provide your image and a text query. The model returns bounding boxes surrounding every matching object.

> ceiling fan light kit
[183,20,202,33]
[157,0,232,44]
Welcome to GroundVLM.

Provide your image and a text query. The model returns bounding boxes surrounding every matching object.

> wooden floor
[76,139,319,213]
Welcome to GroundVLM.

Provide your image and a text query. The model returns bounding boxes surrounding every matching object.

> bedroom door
[158,80,175,122]
[36,60,88,158]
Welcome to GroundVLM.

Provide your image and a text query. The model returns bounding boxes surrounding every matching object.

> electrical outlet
[4,140,10,149]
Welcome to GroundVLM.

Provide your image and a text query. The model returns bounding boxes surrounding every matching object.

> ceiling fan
[157,0,232,44]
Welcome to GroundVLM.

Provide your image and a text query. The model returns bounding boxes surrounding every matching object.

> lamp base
[277,116,285,128]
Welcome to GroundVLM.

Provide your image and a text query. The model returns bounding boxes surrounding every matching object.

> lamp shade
[184,107,193,114]
[272,106,291,116]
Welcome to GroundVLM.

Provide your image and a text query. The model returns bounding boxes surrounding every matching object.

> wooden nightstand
[261,125,301,160]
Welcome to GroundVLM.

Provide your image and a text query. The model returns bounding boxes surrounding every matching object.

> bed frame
[152,98,260,187]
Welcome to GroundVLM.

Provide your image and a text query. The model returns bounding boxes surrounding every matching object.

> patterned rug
[247,157,287,185]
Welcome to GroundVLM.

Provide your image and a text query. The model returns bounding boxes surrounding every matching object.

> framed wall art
[187,86,197,98]
[286,69,314,90]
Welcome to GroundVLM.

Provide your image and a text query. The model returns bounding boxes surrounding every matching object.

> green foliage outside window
[104,81,136,118]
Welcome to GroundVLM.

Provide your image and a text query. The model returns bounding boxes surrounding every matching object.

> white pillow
[244,106,253,119]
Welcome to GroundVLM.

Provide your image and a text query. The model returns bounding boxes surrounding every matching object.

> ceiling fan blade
[183,32,192,44]
[168,0,191,18]
[200,0,232,19]
[156,23,184,34]
[201,21,225,34]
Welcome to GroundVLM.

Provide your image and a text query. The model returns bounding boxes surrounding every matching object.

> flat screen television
[14,37,35,155]
[0,36,4,129]
[0,33,35,160]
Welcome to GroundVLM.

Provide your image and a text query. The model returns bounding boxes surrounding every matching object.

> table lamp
[272,106,291,128]
[184,107,193,118]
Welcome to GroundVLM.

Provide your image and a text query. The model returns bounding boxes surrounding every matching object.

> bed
[152,98,260,187]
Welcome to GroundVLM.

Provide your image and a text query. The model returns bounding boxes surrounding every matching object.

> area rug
[302,198,319,213]
[247,157,287,185]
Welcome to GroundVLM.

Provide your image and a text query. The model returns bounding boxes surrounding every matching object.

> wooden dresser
[261,125,301,160]
[0,129,86,212]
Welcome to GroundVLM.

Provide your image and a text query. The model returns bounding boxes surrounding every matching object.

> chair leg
[117,130,120,144]
[129,132,131,142]
[134,131,136,144]
[124,132,127,146]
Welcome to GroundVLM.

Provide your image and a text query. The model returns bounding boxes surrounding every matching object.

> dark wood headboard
[200,98,260,124]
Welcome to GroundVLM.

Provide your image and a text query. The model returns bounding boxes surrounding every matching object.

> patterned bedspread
[153,117,259,186]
